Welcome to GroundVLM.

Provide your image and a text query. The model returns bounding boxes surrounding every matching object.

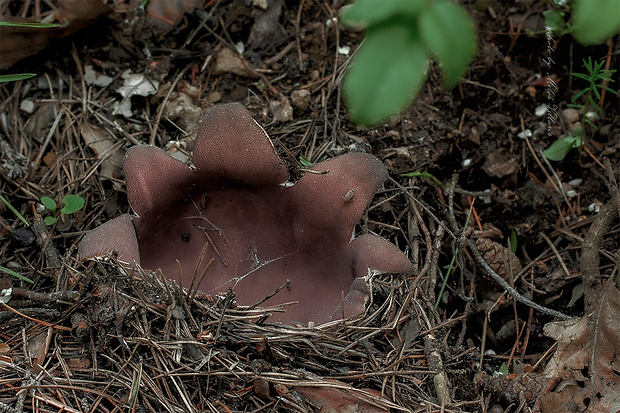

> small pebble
[517,129,532,139]
[290,89,311,111]
[561,108,579,125]
[568,178,582,187]
[20,99,34,114]
[534,104,547,117]
[208,91,221,103]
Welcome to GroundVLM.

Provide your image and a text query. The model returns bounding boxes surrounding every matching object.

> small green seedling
[510,229,518,255]
[40,195,85,226]
[299,155,313,167]
[401,170,444,188]
[544,57,616,161]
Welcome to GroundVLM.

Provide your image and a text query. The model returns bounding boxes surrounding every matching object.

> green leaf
[572,0,620,45]
[543,10,566,34]
[0,265,34,284]
[498,362,509,376]
[44,216,57,226]
[341,0,429,27]
[0,194,29,226]
[419,1,477,88]
[400,170,443,187]
[510,230,518,254]
[40,196,57,212]
[0,21,60,28]
[60,194,85,215]
[344,17,429,125]
[572,73,590,81]
[543,135,581,161]
[0,74,36,83]
[299,155,313,167]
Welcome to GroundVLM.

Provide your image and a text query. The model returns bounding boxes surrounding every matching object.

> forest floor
[0,0,619,412]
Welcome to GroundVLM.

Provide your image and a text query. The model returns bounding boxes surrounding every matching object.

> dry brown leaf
[0,0,110,70]
[213,47,259,78]
[539,281,620,413]
[80,122,124,183]
[293,383,390,413]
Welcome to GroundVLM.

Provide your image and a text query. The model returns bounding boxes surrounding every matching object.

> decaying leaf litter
[0,0,619,411]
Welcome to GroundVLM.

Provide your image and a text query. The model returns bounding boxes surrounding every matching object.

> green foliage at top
[571,0,620,45]
[341,0,428,27]
[41,194,85,226]
[544,0,620,44]
[341,0,477,125]
[544,57,617,161]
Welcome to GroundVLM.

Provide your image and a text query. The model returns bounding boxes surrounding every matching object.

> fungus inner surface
[139,184,356,321]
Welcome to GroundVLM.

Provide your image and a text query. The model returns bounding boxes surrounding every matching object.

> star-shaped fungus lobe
[79,103,413,324]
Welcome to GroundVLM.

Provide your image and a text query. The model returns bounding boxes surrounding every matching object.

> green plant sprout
[0,21,60,84]
[544,57,617,161]
[510,229,518,255]
[0,265,34,284]
[0,74,36,84]
[341,0,477,125]
[401,170,444,188]
[40,195,85,226]
[0,194,29,226]
[0,194,34,283]
[299,155,313,167]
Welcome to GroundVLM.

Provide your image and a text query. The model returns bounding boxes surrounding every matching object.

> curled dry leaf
[80,122,124,184]
[79,103,413,324]
[294,383,390,412]
[539,281,620,413]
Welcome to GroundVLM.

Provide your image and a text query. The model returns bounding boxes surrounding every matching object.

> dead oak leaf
[540,281,620,413]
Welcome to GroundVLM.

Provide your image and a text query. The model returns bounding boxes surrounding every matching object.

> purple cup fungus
[79,103,413,324]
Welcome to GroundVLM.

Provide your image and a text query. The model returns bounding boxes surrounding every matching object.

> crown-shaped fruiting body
[79,103,412,324]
